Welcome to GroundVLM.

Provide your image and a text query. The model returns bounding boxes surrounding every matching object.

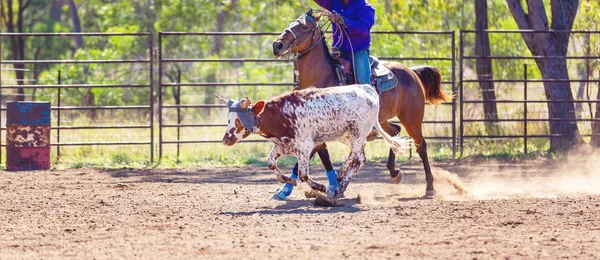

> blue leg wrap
[272,164,299,200]
[281,165,299,196]
[326,169,338,196]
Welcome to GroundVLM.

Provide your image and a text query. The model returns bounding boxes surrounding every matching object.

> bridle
[279,12,329,88]
[283,13,326,57]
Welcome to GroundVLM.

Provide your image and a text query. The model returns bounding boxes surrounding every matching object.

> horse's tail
[374,119,412,155]
[410,66,452,105]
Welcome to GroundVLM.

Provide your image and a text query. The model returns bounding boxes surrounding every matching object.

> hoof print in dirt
[313,195,341,207]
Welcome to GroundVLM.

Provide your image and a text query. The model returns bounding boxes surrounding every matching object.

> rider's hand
[324,10,343,24]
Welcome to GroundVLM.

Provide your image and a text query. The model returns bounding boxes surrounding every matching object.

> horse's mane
[320,31,336,70]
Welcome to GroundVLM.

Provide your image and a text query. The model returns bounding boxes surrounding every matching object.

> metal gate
[157,31,457,160]
[0,33,154,162]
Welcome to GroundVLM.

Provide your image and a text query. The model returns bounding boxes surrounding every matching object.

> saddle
[331,49,398,93]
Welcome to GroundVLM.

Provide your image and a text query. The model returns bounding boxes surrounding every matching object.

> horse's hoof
[424,190,436,198]
[305,190,321,198]
[391,174,401,184]
[269,191,287,201]
[366,129,378,142]
[314,195,341,207]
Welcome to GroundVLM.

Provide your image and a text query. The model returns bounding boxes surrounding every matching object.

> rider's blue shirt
[314,0,375,53]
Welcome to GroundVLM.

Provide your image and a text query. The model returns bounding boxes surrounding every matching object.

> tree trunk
[66,0,94,120]
[592,80,600,146]
[507,0,582,152]
[67,0,84,49]
[2,0,32,102]
[537,58,581,149]
[474,0,498,134]
[51,0,62,21]
[575,33,591,119]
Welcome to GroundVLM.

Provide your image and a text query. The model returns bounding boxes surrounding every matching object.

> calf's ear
[252,101,266,115]
[213,94,228,104]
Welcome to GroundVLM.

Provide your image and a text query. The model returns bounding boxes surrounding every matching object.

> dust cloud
[460,150,600,200]
[357,150,600,204]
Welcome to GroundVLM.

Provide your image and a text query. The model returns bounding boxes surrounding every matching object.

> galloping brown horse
[272,10,451,197]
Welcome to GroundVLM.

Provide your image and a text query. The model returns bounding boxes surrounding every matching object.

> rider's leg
[353,48,371,85]
[353,49,378,138]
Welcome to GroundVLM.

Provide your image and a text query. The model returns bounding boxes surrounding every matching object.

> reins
[284,13,330,88]
[331,18,357,84]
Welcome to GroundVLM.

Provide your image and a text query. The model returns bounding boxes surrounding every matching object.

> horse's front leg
[296,150,327,194]
[267,146,297,186]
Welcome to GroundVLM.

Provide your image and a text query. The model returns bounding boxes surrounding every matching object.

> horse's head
[272,9,325,57]
[214,94,265,146]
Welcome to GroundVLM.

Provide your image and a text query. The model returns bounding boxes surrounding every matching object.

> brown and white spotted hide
[218,84,381,198]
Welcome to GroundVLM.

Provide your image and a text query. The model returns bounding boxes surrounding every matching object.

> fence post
[149,33,155,163]
[459,30,464,157]
[57,70,61,160]
[158,32,163,160]
[176,69,181,163]
[524,64,528,155]
[451,31,457,159]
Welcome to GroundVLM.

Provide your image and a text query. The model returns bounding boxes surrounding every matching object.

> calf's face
[222,111,250,146]
[214,94,265,146]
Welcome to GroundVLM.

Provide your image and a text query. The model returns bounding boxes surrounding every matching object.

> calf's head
[214,94,265,146]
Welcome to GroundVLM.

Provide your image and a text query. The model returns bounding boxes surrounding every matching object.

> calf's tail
[374,121,412,155]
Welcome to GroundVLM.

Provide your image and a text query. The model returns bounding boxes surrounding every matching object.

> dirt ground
[1,156,600,259]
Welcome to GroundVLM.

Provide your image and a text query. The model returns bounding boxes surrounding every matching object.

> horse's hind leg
[382,122,402,183]
[403,123,435,197]
[316,144,334,172]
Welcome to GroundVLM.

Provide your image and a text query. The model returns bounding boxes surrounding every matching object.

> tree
[506,0,583,151]
[575,0,600,147]
[474,0,498,132]
[1,0,32,101]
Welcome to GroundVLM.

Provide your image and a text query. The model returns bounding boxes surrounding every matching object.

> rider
[271,0,376,201]
[316,0,375,85]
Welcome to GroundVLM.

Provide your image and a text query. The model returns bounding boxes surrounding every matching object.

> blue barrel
[6,101,51,171]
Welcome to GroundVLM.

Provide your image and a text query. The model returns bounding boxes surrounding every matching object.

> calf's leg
[273,144,336,200]
[267,146,297,186]
[296,151,327,194]
[335,144,367,198]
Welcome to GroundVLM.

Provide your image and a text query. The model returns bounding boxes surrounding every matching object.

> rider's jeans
[353,49,371,85]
